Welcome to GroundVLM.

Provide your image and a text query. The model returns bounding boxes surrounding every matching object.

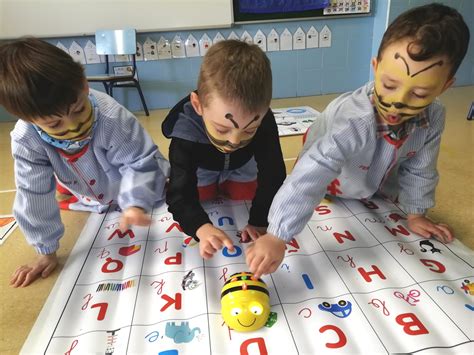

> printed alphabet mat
[21,197,473,354]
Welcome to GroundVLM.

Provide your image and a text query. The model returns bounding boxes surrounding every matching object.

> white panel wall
[0,0,233,39]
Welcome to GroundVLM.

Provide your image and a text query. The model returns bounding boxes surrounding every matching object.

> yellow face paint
[33,92,94,141]
[203,118,256,153]
[44,101,93,141]
[373,40,452,125]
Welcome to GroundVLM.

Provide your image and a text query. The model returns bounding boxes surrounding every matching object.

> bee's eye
[338,300,347,306]
[322,302,331,308]
[250,305,263,315]
[231,307,241,316]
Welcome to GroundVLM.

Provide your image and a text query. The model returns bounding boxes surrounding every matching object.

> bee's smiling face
[221,272,271,332]
[222,295,270,332]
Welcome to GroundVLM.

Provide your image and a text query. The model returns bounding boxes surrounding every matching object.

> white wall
[0,0,233,39]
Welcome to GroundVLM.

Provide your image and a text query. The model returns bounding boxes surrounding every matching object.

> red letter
[389,213,406,222]
[384,225,410,237]
[395,313,429,335]
[101,257,124,273]
[164,252,182,265]
[420,259,446,273]
[285,239,300,253]
[166,222,183,233]
[333,230,356,244]
[315,205,331,215]
[319,325,347,348]
[160,293,182,312]
[361,200,378,209]
[91,302,108,321]
[240,337,268,355]
[108,229,135,240]
[327,179,342,195]
[358,265,386,282]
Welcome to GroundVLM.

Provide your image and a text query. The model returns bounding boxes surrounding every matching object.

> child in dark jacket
[163,40,286,259]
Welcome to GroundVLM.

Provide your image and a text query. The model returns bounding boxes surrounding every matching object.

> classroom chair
[87,28,149,116]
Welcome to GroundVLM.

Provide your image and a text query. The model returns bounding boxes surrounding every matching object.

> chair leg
[135,81,149,116]
[102,82,110,96]
[109,85,114,98]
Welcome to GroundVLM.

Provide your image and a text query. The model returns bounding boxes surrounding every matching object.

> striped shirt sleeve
[267,112,372,242]
[100,104,169,212]
[11,138,64,254]
[397,103,445,215]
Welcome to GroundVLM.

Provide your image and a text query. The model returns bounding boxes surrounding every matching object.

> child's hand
[245,234,286,279]
[196,223,234,259]
[119,206,151,231]
[10,252,58,288]
[407,214,454,244]
[240,224,267,242]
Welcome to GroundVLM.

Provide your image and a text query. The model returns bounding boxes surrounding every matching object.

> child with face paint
[0,38,169,287]
[246,3,470,279]
[162,40,286,259]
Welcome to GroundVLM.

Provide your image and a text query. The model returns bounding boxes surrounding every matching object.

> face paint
[373,85,431,123]
[33,93,94,141]
[204,124,254,153]
[373,41,451,126]
[198,94,265,153]
[44,104,94,141]
[394,52,444,78]
[243,115,260,129]
[225,113,239,128]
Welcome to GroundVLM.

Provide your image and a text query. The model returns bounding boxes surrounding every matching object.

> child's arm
[397,103,453,243]
[166,138,213,238]
[10,133,65,287]
[167,138,237,258]
[167,138,234,258]
[246,110,286,235]
[246,111,372,276]
[104,108,168,214]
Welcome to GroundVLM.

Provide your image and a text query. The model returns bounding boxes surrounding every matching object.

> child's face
[372,39,454,126]
[29,85,92,141]
[190,92,267,153]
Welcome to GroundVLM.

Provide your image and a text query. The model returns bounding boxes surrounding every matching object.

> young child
[162,40,286,259]
[0,38,169,287]
[246,3,470,278]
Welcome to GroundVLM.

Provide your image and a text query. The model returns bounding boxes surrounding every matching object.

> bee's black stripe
[221,285,269,299]
[229,272,251,278]
[224,275,264,286]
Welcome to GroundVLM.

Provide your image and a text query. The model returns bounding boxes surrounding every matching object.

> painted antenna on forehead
[394,52,444,78]
[243,115,260,129]
[225,113,238,128]
[225,113,261,130]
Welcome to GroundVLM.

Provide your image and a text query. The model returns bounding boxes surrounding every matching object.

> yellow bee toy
[221,272,277,332]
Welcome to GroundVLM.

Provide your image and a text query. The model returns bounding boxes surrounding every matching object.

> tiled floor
[0,86,472,354]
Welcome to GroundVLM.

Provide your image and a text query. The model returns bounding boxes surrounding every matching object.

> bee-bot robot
[221,272,277,332]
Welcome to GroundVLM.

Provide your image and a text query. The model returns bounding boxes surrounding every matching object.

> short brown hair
[0,37,85,120]
[197,39,272,113]
[377,3,470,78]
